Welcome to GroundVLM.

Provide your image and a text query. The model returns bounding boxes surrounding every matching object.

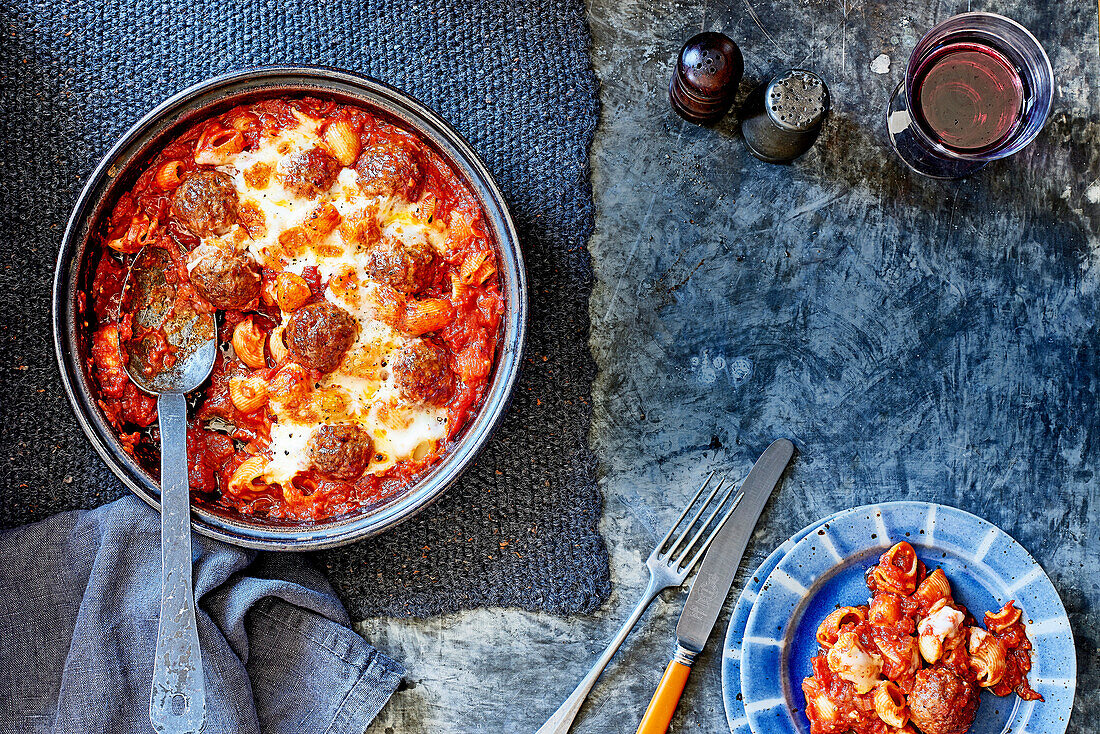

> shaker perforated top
[766,70,828,132]
[742,68,830,163]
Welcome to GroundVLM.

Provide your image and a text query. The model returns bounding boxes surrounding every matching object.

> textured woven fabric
[0,0,608,618]
[0,495,405,733]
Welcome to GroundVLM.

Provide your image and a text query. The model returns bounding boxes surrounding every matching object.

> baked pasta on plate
[737,502,1074,734]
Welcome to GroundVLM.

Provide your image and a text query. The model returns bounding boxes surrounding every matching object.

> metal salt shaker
[741,69,829,162]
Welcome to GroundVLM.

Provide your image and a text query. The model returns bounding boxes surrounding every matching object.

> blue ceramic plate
[722,511,844,733]
[739,502,1076,734]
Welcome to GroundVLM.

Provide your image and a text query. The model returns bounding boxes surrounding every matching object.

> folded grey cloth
[0,495,404,733]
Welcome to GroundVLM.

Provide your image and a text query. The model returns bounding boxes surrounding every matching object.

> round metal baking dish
[52,66,527,550]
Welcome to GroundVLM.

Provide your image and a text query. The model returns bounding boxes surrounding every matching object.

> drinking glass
[887,12,1054,179]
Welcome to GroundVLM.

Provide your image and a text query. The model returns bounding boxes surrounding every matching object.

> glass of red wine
[887,12,1053,179]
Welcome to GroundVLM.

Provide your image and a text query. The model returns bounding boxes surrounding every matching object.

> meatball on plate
[53,67,526,548]
[728,502,1075,734]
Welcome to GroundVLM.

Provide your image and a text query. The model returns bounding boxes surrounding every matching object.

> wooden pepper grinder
[669,32,744,124]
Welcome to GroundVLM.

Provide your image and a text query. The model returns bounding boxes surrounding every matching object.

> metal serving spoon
[122,245,214,734]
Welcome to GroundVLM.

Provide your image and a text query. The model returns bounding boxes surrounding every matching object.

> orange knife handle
[634,646,697,734]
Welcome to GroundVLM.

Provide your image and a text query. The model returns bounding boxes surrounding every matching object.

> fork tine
[668,481,739,567]
[664,473,728,559]
[653,471,714,555]
[679,487,745,572]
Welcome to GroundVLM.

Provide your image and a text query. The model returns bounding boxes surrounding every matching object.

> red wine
[912,41,1025,153]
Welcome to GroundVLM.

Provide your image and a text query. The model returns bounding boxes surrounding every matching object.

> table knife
[634,438,795,734]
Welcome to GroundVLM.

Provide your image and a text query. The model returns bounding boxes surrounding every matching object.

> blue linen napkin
[0,494,405,733]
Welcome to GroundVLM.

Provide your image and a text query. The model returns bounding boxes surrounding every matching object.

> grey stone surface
[365,1,1099,732]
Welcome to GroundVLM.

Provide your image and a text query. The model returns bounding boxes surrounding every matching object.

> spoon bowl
[122,245,217,394]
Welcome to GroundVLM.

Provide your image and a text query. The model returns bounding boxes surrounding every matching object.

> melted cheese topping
[968,626,989,653]
[826,632,883,694]
[918,604,965,642]
[204,117,450,485]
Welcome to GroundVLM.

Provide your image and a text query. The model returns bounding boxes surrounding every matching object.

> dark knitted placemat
[0,0,609,618]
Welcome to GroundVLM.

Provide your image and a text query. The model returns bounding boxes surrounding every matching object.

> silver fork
[535,472,744,734]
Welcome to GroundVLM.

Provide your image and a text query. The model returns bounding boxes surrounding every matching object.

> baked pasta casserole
[85,97,503,522]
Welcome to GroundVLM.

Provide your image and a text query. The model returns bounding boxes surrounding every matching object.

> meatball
[283,147,340,198]
[908,667,979,734]
[308,423,373,481]
[188,249,261,310]
[392,339,452,405]
[355,140,422,200]
[171,171,238,237]
[284,301,358,373]
[364,236,438,293]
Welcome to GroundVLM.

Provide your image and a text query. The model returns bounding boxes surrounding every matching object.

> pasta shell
[237,200,267,239]
[825,631,883,694]
[417,193,437,223]
[230,112,259,133]
[277,226,310,259]
[106,213,158,254]
[194,124,244,165]
[812,694,838,723]
[276,272,312,312]
[227,455,267,496]
[399,298,453,335]
[302,202,343,243]
[154,160,184,190]
[472,260,496,285]
[339,207,382,247]
[984,601,1023,633]
[914,568,953,607]
[232,317,267,370]
[873,542,921,595]
[816,606,866,649]
[969,627,1008,687]
[229,374,269,414]
[873,681,908,729]
[880,635,921,679]
[459,251,489,284]
[451,278,470,302]
[869,593,904,625]
[918,633,943,664]
[323,118,361,166]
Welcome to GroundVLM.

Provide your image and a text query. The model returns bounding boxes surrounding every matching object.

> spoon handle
[150,392,206,734]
